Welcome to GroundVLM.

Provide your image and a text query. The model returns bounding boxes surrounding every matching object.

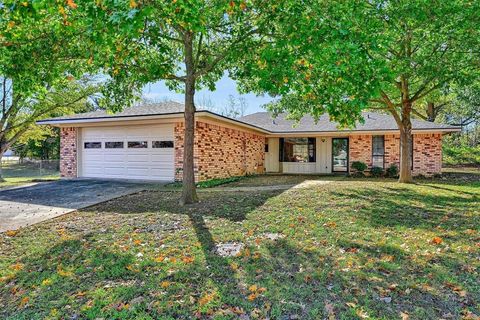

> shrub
[370,166,384,177]
[351,161,368,173]
[386,164,399,178]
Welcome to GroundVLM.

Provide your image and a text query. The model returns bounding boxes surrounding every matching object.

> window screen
[372,135,385,168]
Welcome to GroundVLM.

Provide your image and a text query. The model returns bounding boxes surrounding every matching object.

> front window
[84,142,101,149]
[128,141,148,148]
[279,138,316,162]
[152,141,174,148]
[372,135,385,168]
[105,142,124,149]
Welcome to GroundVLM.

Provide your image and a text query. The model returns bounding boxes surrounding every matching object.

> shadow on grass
[2,184,478,319]
[330,184,478,231]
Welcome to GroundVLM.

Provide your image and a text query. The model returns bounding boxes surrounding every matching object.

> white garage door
[80,124,175,181]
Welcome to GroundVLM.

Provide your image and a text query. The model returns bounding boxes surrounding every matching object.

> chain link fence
[1,158,60,180]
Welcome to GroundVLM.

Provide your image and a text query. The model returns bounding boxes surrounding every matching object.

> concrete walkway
[0,179,148,232]
[201,180,333,192]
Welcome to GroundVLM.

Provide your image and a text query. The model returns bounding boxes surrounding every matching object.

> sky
[142,74,273,115]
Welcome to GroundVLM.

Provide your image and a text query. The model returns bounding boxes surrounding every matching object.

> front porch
[265,136,350,175]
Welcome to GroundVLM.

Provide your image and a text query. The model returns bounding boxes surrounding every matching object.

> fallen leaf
[19,296,29,307]
[154,255,165,262]
[6,230,18,237]
[42,279,52,286]
[249,284,258,292]
[11,263,23,271]
[324,301,335,320]
[160,281,170,288]
[323,222,337,228]
[247,293,257,301]
[431,237,443,245]
[182,256,194,264]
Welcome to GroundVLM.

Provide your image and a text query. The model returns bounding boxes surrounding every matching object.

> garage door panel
[80,124,174,181]
[150,168,175,176]
[126,154,151,162]
[83,166,104,175]
[126,167,150,176]
[104,166,126,175]
[82,153,104,162]
[104,154,126,162]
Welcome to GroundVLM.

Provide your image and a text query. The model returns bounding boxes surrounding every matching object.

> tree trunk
[426,102,436,122]
[180,32,199,205]
[398,105,414,183]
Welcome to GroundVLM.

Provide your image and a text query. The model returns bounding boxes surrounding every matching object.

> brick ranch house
[37,101,460,182]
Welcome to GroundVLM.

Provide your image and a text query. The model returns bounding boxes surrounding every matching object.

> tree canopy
[235,0,480,181]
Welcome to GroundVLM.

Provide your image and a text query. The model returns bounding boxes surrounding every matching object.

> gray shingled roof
[239,111,459,132]
[39,101,185,121]
[39,101,459,132]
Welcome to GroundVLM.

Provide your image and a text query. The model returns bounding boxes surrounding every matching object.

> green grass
[1,174,479,319]
[0,162,59,189]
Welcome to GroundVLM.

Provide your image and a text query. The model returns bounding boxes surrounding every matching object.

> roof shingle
[39,101,459,132]
[239,111,458,132]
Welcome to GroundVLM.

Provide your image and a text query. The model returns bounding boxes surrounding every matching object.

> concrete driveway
[0,179,149,232]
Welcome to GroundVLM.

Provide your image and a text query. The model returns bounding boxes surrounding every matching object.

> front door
[332,138,349,173]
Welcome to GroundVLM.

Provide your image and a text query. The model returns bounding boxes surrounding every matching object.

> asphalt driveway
[0,179,149,232]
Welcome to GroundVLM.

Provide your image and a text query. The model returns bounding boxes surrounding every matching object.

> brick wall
[413,133,442,176]
[349,135,373,167]
[175,121,265,182]
[60,127,77,178]
[385,134,401,168]
[349,133,442,176]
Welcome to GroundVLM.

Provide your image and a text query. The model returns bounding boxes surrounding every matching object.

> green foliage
[351,161,367,173]
[443,144,480,166]
[196,176,243,188]
[370,166,384,177]
[386,164,399,178]
[13,126,59,160]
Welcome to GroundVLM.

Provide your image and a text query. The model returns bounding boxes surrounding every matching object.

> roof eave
[36,112,185,126]
[37,110,461,135]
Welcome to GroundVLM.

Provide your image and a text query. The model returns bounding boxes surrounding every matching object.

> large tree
[236,0,480,182]
[61,0,276,204]
[1,2,99,180]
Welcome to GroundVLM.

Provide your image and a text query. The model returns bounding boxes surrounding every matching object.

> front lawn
[1,176,479,319]
[0,162,59,189]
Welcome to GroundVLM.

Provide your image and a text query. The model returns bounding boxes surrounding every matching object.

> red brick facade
[60,127,77,178]
[413,133,442,175]
[58,121,442,181]
[349,133,442,176]
[349,135,373,167]
[174,121,265,182]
